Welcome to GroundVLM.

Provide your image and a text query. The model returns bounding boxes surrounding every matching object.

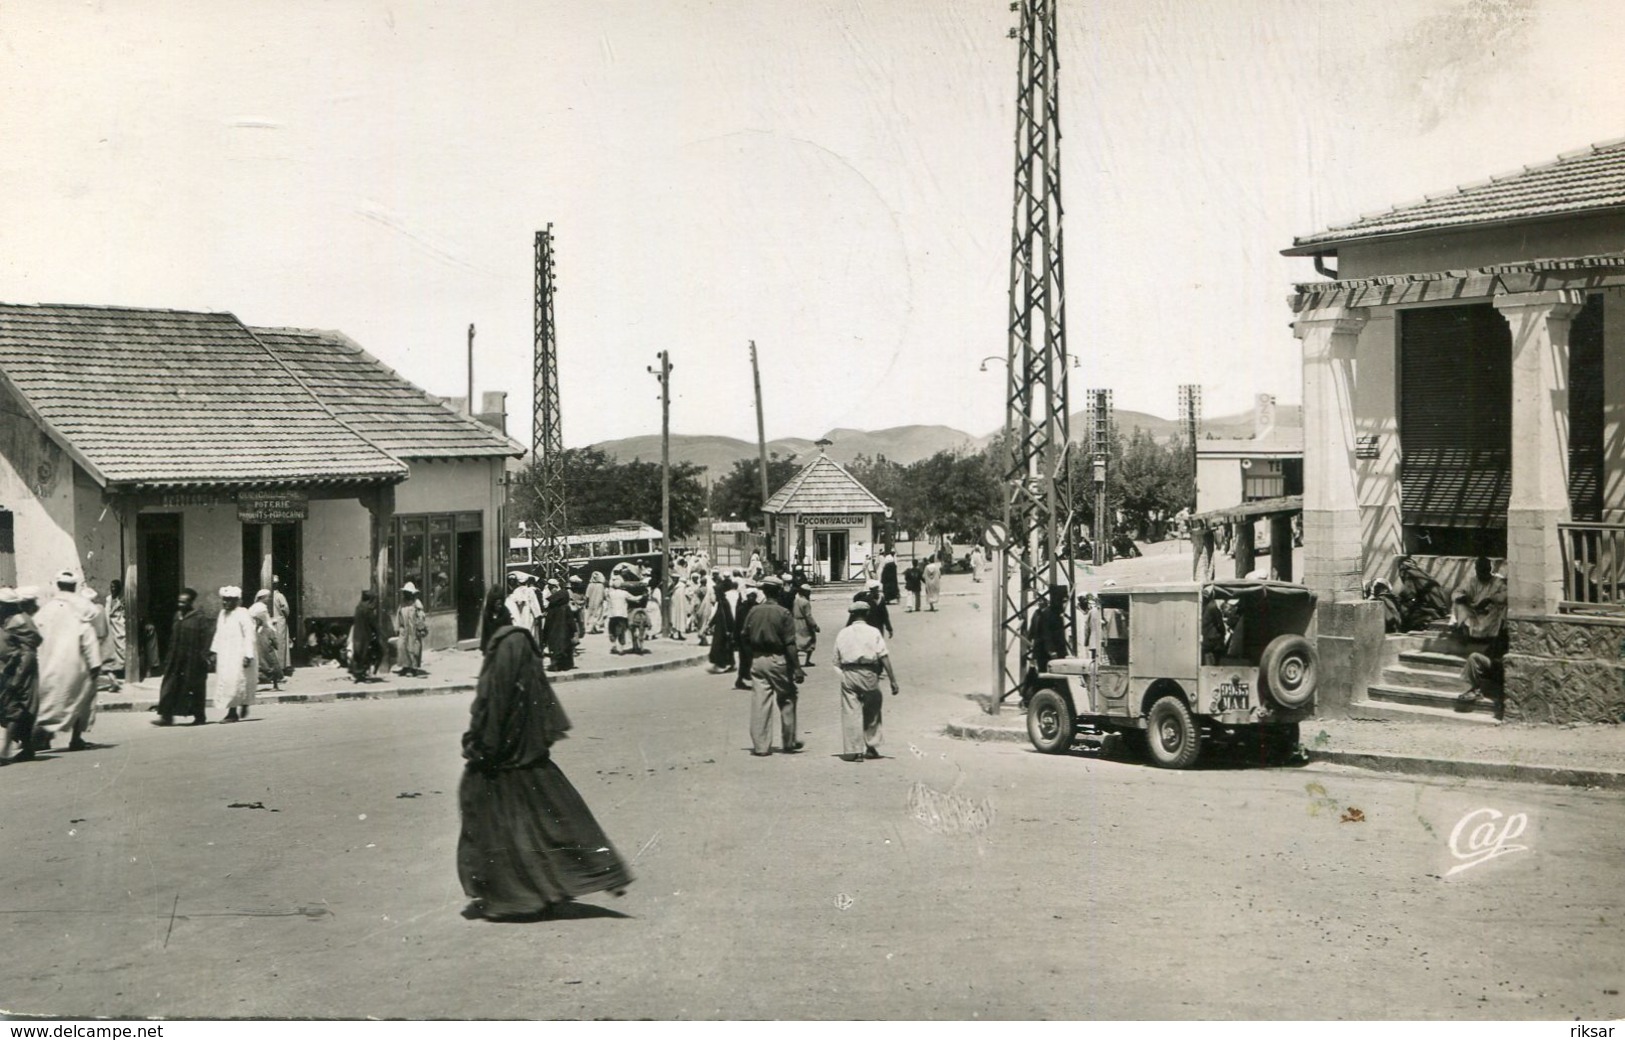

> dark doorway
[138,513,183,670]
[240,522,303,660]
[456,530,483,641]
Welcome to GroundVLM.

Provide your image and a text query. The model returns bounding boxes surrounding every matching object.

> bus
[507,520,666,585]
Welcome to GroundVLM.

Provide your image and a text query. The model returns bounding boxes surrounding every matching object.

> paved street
[2,574,1622,1020]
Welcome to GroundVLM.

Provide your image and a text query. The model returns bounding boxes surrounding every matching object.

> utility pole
[750,340,771,528]
[649,350,673,595]
[533,226,569,584]
[993,0,1074,714]
[466,323,476,415]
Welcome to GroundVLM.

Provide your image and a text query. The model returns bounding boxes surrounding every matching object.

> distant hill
[586,408,1301,475]
[591,424,980,474]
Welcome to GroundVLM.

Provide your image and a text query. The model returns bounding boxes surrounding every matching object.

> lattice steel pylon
[994,0,1074,709]
[532,225,569,583]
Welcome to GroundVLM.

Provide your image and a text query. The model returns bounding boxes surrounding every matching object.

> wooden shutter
[1569,294,1605,522]
[1398,304,1512,529]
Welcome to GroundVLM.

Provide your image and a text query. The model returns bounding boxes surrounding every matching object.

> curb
[95,651,708,713]
[1307,749,1625,791]
[942,714,1625,791]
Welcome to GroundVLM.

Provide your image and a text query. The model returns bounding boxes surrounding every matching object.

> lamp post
[1093,455,1107,566]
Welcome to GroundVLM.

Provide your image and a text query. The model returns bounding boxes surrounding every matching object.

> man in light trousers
[833,601,900,762]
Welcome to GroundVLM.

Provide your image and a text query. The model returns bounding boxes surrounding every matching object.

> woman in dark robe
[706,577,735,673]
[349,590,382,682]
[541,584,574,671]
[458,624,631,921]
[880,555,900,604]
[157,590,214,725]
[479,583,511,652]
[1,593,43,762]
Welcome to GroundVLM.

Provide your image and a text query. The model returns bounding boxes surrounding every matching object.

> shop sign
[238,490,309,524]
[158,492,226,508]
[798,513,868,527]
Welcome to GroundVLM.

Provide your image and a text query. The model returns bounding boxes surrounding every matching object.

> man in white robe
[210,586,257,723]
[34,571,103,750]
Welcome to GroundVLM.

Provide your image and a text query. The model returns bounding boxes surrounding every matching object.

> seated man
[1451,556,1507,641]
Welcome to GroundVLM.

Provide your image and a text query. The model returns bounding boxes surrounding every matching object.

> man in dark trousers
[156,588,214,726]
[1014,583,1071,707]
[742,575,805,756]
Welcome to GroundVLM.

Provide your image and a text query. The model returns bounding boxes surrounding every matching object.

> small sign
[238,490,309,524]
[983,521,1009,550]
[1355,434,1380,460]
[801,513,868,527]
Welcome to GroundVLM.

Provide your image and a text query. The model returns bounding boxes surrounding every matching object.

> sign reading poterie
[237,490,309,523]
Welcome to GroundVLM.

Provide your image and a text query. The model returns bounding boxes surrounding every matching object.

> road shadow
[463,901,633,924]
[1043,733,1309,773]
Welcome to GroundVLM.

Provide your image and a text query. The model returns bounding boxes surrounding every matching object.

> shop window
[1242,460,1285,501]
[393,512,483,613]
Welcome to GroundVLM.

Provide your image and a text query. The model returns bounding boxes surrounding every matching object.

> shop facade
[0,305,521,676]
[761,450,890,582]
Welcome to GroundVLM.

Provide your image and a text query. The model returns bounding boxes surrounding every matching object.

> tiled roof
[1285,137,1625,255]
[763,454,890,516]
[251,328,523,459]
[0,304,407,488]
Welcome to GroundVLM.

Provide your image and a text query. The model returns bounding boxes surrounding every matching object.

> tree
[905,449,1001,551]
[508,447,707,539]
[708,453,800,524]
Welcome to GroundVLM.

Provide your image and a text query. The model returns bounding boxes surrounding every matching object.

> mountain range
[588,406,1302,475]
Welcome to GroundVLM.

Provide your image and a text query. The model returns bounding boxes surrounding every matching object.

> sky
[2,0,1624,450]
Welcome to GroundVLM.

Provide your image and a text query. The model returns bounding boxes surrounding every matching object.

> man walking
[741,575,805,756]
[833,601,900,762]
[34,571,103,751]
[157,588,212,726]
[211,587,256,723]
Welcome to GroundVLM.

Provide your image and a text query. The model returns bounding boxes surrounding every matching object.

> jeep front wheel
[1026,689,1074,754]
[1146,695,1201,769]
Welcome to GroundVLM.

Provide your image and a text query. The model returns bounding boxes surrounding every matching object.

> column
[1232,519,1255,579]
[1293,305,1368,600]
[119,497,141,683]
[1494,290,1583,616]
[1270,514,1294,581]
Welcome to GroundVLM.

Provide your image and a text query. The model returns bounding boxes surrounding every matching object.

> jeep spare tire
[1026,689,1074,754]
[1259,634,1317,709]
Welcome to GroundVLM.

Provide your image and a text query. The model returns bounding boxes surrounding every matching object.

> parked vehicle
[1027,580,1318,768]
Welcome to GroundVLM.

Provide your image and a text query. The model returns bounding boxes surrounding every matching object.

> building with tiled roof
[1279,137,1625,725]
[0,303,524,674]
[1286,136,1625,259]
[249,327,521,460]
[762,445,891,581]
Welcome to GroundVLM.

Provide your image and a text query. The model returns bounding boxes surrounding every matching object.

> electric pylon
[994,0,1074,710]
[532,225,569,583]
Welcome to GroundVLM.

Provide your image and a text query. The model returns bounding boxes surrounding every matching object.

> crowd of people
[0,571,304,761]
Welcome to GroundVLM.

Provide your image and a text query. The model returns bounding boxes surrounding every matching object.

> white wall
[302,496,372,617]
[0,385,80,588]
[1195,458,1241,514]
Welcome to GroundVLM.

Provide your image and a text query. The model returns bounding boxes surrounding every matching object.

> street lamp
[1092,455,1107,566]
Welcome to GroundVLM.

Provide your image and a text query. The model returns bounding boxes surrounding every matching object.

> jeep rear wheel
[1026,690,1074,754]
[1260,634,1317,710]
[1146,695,1201,769]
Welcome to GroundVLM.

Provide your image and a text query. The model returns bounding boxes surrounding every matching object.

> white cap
[0,587,17,605]
[56,569,79,585]
[16,586,40,601]
[220,585,242,599]
[401,581,419,594]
